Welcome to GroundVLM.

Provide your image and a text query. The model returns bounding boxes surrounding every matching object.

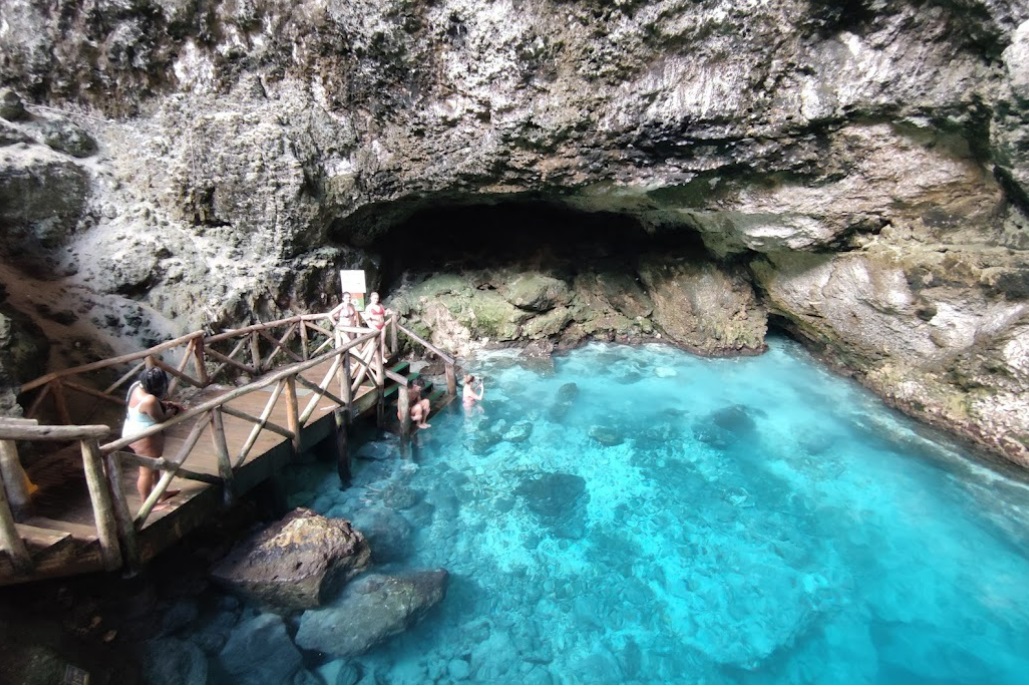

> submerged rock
[210,507,371,611]
[142,638,208,685]
[295,570,449,659]
[516,471,590,539]
[218,613,302,685]
[348,507,414,564]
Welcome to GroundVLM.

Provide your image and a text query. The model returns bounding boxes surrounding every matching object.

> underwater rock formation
[294,569,449,659]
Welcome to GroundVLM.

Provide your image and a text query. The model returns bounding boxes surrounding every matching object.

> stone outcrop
[210,507,371,611]
[294,569,449,659]
[218,613,304,685]
[0,0,1026,467]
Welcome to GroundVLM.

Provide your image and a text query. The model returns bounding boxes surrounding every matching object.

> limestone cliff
[0,0,1027,467]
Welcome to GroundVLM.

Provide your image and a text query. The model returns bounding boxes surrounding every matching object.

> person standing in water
[122,367,183,505]
[463,374,484,413]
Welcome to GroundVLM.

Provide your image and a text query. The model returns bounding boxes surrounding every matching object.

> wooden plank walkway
[0,313,459,587]
[0,360,384,586]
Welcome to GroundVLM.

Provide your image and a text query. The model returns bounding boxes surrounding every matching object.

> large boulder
[294,569,449,659]
[515,471,590,540]
[141,638,208,685]
[210,507,371,611]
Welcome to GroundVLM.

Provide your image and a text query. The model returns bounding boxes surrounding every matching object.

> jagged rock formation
[0,0,1027,467]
[210,507,371,611]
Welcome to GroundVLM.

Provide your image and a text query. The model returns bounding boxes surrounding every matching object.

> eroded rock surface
[294,569,449,659]
[0,0,1026,467]
[210,507,371,611]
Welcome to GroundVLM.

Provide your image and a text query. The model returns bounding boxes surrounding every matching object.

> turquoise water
[284,336,1029,684]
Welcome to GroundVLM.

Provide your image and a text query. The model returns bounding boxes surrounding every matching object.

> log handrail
[2,308,459,581]
[395,321,455,364]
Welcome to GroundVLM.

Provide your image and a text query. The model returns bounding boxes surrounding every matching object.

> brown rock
[210,507,371,611]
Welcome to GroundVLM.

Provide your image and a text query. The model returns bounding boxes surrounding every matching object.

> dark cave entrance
[367,199,711,293]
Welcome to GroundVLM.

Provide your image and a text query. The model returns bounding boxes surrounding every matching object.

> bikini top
[125,382,158,428]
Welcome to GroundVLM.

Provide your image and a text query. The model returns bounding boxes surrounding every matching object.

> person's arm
[139,394,173,423]
[328,302,343,324]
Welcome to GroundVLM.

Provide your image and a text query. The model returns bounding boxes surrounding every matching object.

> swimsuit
[122,382,159,437]
[366,303,386,330]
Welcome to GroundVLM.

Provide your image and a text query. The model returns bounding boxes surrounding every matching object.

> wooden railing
[1,311,402,576]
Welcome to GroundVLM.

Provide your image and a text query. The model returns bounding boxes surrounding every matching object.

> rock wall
[0,0,1027,466]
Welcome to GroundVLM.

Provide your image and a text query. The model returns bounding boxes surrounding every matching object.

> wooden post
[193,336,210,386]
[210,408,235,504]
[104,452,140,573]
[250,332,262,375]
[373,345,385,428]
[333,408,350,488]
[0,480,32,573]
[397,382,409,442]
[52,379,72,425]
[341,350,353,423]
[390,317,398,358]
[0,419,38,520]
[300,321,310,360]
[80,439,122,571]
[445,361,457,397]
[285,375,301,455]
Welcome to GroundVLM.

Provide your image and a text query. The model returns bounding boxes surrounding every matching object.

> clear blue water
[282,335,1029,684]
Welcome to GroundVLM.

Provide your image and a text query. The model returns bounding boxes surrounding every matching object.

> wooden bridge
[0,312,457,586]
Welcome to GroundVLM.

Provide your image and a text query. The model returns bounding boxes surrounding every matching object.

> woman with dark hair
[122,367,182,504]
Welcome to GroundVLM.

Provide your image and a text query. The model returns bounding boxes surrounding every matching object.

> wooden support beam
[445,362,457,397]
[118,451,223,485]
[250,332,262,375]
[103,361,145,396]
[300,321,310,360]
[397,385,411,444]
[296,374,347,409]
[342,351,353,423]
[52,379,72,425]
[0,436,37,521]
[220,405,293,440]
[148,357,205,390]
[301,355,343,424]
[105,452,140,573]
[20,330,207,394]
[205,347,259,377]
[61,379,124,406]
[25,383,52,420]
[374,346,385,428]
[234,380,285,469]
[79,439,122,571]
[210,409,235,505]
[285,375,301,455]
[260,323,304,368]
[192,336,210,386]
[333,408,350,487]
[0,479,32,573]
[169,339,195,396]
[0,424,111,442]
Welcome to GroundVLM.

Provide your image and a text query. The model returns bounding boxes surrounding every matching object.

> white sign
[339,270,367,295]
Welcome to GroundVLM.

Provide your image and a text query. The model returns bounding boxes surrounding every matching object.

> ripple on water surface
[273,336,1029,684]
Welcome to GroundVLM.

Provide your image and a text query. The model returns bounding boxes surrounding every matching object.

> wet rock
[549,382,580,421]
[295,570,449,659]
[160,598,200,635]
[219,613,302,684]
[0,89,27,121]
[0,121,32,146]
[0,159,88,262]
[210,507,371,610]
[336,661,362,684]
[349,506,413,563]
[40,119,97,158]
[516,472,590,539]
[503,420,533,442]
[355,440,394,461]
[589,425,624,446]
[142,637,208,684]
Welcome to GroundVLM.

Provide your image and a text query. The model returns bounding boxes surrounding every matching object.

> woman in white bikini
[122,367,182,504]
[329,291,359,345]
